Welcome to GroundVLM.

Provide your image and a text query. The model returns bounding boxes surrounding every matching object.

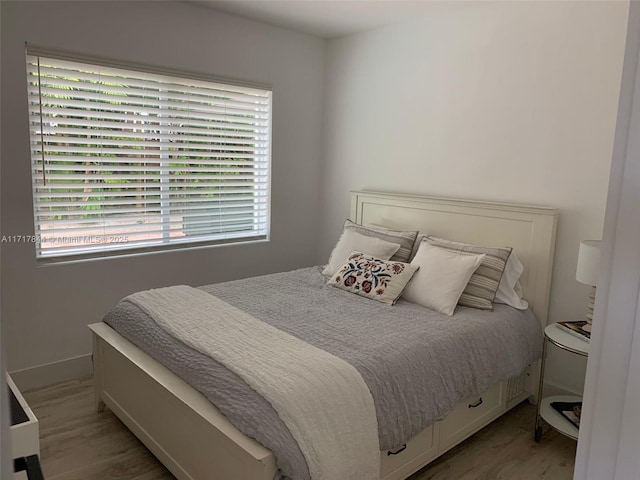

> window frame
[25,46,273,263]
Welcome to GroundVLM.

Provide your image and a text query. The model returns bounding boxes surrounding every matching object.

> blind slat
[29,83,268,116]
[34,187,260,199]
[37,209,261,226]
[31,156,263,166]
[32,127,263,145]
[35,165,259,174]
[29,105,269,129]
[32,145,266,158]
[35,196,259,209]
[26,59,269,100]
[31,117,265,140]
[31,136,262,151]
[40,217,260,236]
[37,202,266,217]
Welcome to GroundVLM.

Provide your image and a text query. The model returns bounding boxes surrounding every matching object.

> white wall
[321,1,628,392]
[0,0,325,387]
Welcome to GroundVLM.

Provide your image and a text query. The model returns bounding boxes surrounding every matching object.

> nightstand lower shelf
[535,324,587,442]
[538,394,581,440]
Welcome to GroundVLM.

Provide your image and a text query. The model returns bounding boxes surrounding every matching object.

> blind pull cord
[36,56,47,186]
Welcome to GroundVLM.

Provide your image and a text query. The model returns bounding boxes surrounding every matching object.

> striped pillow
[424,236,512,311]
[344,220,418,263]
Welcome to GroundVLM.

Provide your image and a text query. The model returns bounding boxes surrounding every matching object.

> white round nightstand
[534,323,589,442]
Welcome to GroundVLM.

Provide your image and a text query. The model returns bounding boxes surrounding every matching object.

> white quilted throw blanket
[127,285,380,480]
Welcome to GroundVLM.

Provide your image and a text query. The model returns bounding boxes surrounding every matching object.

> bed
[89,190,558,480]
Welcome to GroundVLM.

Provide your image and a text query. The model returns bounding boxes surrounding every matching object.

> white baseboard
[10,354,92,392]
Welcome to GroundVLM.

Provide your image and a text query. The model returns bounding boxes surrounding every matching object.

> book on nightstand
[551,401,582,429]
[557,321,591,343]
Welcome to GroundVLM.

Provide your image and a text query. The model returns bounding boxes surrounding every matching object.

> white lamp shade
[576,240,602,286]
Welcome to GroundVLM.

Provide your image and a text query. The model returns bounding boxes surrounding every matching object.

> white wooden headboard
[350,191,558,326]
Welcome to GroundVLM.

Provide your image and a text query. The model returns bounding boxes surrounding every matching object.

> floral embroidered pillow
[328,251,418,305]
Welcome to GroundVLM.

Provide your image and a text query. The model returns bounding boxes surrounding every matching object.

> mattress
[104,266,543,480]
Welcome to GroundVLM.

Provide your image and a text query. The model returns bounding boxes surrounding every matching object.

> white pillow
[322,229,401,277]
[403,242,485,316]
[494,252,529,309]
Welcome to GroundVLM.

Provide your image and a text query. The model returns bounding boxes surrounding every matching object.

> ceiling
[192,1,435,39]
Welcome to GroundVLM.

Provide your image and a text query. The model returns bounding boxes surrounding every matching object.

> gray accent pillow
[424,236,512,311]
[344,219,418,263]
[322,230,401,277]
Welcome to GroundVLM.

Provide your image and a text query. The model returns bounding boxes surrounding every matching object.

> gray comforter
[104,266,542,480]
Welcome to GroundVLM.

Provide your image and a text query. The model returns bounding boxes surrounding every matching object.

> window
[26,51,271,260]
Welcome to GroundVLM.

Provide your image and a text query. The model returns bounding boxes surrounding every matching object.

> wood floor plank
[409,404,576,480]
[24,377,576,480]
[46,446,174,480]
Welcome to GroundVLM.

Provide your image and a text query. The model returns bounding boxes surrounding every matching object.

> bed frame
[89,190,558,480]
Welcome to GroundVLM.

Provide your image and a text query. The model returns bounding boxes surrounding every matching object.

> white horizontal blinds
[26,54,271,259]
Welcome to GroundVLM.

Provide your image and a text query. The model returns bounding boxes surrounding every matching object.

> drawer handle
[387,444,407,456]
[468,397,483,408]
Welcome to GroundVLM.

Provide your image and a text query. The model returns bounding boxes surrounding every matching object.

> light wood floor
[23,377,576,480]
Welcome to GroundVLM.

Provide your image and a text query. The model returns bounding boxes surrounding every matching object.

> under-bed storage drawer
[439,382,504,452]
[7,375,40,480]
[380,424,439,480]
